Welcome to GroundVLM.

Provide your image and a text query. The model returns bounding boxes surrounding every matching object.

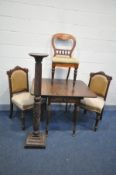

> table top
[31,78,96,98]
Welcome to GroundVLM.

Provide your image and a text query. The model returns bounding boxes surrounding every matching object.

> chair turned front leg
[21,111,25,130]
[73,68,78,86]
[66,68,71,81]
[52,66,55,83]
[94,113,100,131]
[9,102,13,118]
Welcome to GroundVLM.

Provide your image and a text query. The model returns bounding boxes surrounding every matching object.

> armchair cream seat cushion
[80,96,104,113]
[12,92,34,110]
[52,55,79,64]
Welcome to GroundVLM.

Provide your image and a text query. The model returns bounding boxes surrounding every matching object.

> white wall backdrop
[0,0,116,106]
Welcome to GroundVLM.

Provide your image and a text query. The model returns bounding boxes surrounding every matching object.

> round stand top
[29,53,48,58]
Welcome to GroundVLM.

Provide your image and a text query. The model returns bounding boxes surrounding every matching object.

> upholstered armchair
[7,66,34,130]
[80,71,112,131]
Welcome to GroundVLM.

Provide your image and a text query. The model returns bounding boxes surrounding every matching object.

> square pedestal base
[25,133,46,149]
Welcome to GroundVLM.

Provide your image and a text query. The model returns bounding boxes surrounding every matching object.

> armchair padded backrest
[89,72,112,100]
[7,66,29,95]
[11,70,28,93]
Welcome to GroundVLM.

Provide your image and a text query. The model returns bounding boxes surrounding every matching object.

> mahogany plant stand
[25,53,48,148]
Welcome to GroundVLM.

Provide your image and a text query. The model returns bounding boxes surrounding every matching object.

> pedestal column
[25,53,48,148]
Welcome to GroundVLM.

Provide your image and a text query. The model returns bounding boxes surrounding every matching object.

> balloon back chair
[7,66,34,130]
[51,33,79,86]
[80,71,112,131]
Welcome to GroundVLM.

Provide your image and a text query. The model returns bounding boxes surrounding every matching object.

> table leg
[72,103,80,135]
[45,98,51,135]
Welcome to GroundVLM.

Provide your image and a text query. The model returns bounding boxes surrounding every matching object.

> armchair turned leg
[100,108,104,120]
[83,109,87,114]
[9,102,13,118]
[94,113,100,131]
[21,111,25,130]
[65,103,68,112]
